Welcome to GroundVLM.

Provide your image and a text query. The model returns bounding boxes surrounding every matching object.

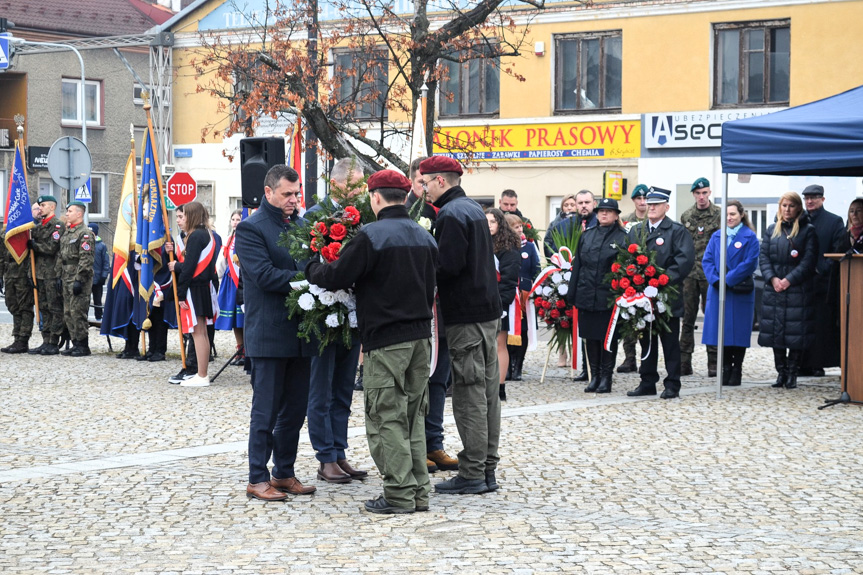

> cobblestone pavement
[1,323,860,574]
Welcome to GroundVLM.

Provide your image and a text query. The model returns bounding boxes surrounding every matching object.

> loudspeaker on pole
[240,137,286,208]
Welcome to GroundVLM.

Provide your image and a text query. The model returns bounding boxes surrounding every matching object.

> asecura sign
[432,120,640,161]
[645,108,783,149]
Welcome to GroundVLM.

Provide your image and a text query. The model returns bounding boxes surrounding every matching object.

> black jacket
[758,215,818,350]
[807,206,846,277]
[433,186,502,326]
[174,227,217,301]
[305,204,438,351]
[235,198,315,358]
[567,223,627,312]
[496,248,520,312]
[626,217,695,318]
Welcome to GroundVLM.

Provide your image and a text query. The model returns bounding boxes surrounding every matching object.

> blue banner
[133,128,167,329]
[3,142,34,264]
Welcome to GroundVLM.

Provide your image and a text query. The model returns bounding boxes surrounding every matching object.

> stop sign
[166,172,197,206]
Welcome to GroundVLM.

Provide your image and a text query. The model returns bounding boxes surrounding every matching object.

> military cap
[37,195,58,204]
[691,177,710,192]
[646,186,672,204]
[596,197,621,213]
[68,201,86,209]
[631,184,649,199]
[802,184,825,197]
[367,170,411,192]
[419,156,463,176]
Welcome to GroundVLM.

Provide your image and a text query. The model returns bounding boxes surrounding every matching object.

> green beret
[37,195,58,204]
[68,201,86,209]
[691,177,710,192]
[631,184,649,199]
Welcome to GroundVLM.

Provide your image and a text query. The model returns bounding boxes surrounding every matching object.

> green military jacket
[679,202,721,279]
[31,215,64,280]
[56,223,94,283]
[0,228,33,280]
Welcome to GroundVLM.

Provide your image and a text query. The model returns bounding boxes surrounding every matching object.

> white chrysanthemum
[308,284,325,296]
[319,291,337,306]
[419,217,432,231]
[325,313,340,328]
[621,311,630,320]
[557,284,569,296]
[335,290,352,305]
[542,286,553,297]
[348,311,358,328]
[563,271,571,282]
[645,313,656,322]
[644,286,658,298]
[298,293,316,311]
[656,301,667,314]
[636,320,646,330]
[551,272,562,284]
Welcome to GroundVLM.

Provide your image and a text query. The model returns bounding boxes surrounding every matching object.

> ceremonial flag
[3,140,34,264]
[289,117,304,209]
[133,126,167,329]
[101,144,138,337]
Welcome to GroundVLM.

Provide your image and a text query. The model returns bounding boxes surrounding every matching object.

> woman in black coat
[758,192,818,390]
[843,198,863,253]
[486,208,521,401]
[566,198,627,393]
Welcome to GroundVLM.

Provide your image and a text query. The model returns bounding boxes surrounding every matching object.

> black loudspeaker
[240,137,286,207]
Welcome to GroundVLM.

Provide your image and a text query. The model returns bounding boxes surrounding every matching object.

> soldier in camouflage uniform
[1,225,36,354]
[679,177,722,376]
[618,184,650,373]
[56,201,94,357]
[27,195,65,355]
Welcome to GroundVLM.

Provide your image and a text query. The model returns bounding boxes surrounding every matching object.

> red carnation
[628,243,639,254]
[633,274,645,286]
[645,265,656,277]
[329,223,347,241]
[564,308,573,317]
[624,286,637,298]
[550,309,560,319]
[560,320,570,329]
[313,221,328,235]
[535,297,543,305]
[658,274,669,286]
[649,278,660,288]
[556,300,566,309]
[611,262,622,273]
[538,308,546,317]
[636,255,648,265]
[626,264,637,276]
[344,206,361,225]
[611,279,619,290]
[543,300,552,309]
[619,278,631,289]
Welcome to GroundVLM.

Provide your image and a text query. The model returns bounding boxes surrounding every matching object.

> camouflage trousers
[36,278,65,338]
[680,275,716,365]
[4,277,35,340]
[62,280,92,341]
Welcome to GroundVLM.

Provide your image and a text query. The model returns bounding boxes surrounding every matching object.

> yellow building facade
[164,0,863,233]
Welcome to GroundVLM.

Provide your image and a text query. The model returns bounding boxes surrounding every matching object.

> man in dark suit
[235,165,317,501]
[626,187,695,400]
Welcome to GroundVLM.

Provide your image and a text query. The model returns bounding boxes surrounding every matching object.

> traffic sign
[0,34,9,70]
[74,178,92,203]
[166,172,197,206]
[47,136,92,192]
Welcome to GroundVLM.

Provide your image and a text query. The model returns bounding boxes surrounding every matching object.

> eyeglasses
[421,177,438,193]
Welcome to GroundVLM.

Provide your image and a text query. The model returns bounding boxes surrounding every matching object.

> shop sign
[644,108,783,149]
[432,120,640,161]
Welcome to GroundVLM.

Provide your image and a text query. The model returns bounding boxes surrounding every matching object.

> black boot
[772,348,788,388]
[505,359,513,382]
[729,348,744,386]
[573,344,589,381]
[29,333,49,355]
[513,355,524,381]
[4,337,30,354]
[41,335,60,356]
[499,383,507,401]
[584,340,602,393]
[69,338,91,357]
[721,347,733,386]
[596,343,617,394]
[785,349,800,389]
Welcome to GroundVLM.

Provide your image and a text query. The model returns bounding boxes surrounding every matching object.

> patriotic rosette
[528,248,579,366]
[604,240,679,353]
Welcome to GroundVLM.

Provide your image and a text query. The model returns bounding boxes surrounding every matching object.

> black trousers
[92,282,105,320]
[639,318,682,392]
[248,356,311,484]
[148,305,168,355]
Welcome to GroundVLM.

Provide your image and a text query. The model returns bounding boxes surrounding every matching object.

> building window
[554,31,622,113]
[62,79,101,126]
[84,175,108,220]
[439,47,500,117]
[333,49,388,120]
[714,21,790,107]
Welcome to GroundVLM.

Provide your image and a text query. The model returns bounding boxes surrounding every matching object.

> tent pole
[717,173,729,399]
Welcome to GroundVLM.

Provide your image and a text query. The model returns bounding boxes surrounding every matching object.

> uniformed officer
[27,195,65,355]
[626,187,695,399]
[617,184,650,373]
[679,177,721,377]
[1,223,36,354]
[56,201,94,357]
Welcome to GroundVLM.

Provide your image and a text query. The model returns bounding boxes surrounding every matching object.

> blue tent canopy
[721,85,863,176]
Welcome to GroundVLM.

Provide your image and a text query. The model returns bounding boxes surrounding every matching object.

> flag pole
[143,96,186,369]
[15,119,41,329]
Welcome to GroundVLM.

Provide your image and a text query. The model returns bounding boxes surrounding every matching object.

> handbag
[728,275,755,294]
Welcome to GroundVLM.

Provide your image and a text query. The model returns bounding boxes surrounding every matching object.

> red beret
[367,169,411,192]
[419,156,463,176]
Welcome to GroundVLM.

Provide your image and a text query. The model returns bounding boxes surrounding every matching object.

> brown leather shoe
[427,449,459,471]
[246,481,287,501]
[337,459,368,479]
[270,476,317,495]
[427,458,439,473]
[316,462,352,484]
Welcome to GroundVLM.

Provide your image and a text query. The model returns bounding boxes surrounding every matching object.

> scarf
[726,222,743,246]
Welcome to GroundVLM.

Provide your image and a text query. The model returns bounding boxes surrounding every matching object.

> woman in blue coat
[702,200,759,386]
